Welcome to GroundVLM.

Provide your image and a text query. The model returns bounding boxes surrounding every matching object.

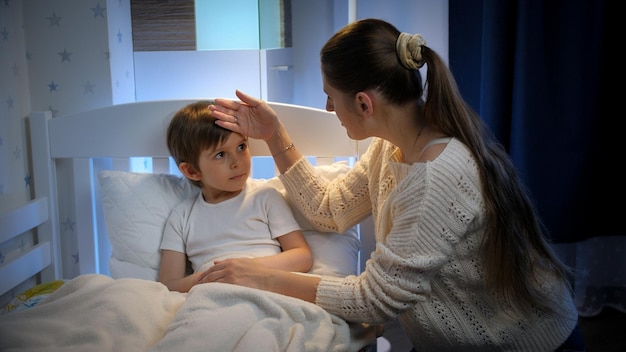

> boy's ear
[179,162,201,181]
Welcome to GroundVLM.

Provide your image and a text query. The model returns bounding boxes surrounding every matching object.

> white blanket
[0,274,375,351]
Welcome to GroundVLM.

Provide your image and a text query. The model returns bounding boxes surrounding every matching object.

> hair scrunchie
[396,32,427,70]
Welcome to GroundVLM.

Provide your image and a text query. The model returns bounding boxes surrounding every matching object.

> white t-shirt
[160,179,301,273]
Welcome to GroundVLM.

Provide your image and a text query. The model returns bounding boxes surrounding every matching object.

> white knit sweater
[279,137,578,351]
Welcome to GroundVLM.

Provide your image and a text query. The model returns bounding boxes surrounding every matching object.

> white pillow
[98,163,360,281]
[98,171,198,280]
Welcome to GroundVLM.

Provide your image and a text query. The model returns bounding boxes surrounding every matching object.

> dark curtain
[448,0,619,243]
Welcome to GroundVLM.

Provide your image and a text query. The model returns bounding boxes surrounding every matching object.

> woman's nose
[325,100,334,112]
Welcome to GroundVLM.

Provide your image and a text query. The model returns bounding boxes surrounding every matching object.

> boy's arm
[252,230,313,273]
[158,249,201,292]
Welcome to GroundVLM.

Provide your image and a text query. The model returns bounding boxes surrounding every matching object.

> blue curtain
[448,0,618,243]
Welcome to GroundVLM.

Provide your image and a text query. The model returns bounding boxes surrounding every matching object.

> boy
[158,101,312,292]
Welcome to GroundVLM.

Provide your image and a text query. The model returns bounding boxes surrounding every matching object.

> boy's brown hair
[166,100,232,188]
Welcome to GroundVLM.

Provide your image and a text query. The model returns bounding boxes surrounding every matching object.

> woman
[204,18,580,351]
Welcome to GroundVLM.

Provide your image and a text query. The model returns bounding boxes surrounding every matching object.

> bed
[0,100,384,351]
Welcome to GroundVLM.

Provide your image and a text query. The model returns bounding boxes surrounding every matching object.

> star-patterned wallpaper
[0,0,307,306]
[0,0,134,305]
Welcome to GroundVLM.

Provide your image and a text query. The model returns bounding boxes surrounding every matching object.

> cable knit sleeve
[316,139,486,325]
[278,146,374,234]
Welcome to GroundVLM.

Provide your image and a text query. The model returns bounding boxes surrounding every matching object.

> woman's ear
[179,162,202,181]
[355,91,374,116]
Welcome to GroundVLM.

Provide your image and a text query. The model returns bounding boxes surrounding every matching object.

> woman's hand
[200,257,321,303]
[209,90,281,142]
[198,257,273,290]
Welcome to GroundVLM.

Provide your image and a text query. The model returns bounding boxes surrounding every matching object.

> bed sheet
[0,274,378,351]
[0,280,66,315]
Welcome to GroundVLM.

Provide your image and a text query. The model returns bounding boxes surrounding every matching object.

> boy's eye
[238,143,247,151]
[215,151,224,159]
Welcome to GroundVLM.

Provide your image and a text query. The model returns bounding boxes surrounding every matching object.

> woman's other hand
[199,257,320,302]
[198,257,272,290]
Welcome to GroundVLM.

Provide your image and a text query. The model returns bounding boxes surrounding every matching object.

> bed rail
[0,197,57,296]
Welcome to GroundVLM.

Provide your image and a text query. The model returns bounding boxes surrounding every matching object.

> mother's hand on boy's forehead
[209,103,238,123]
[212,98,242,113]
[209,103,243,134]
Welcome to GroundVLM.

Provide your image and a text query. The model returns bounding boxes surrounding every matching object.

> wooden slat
[0,198,48,244]
[30,111,63,283]
[72,158,100,275]
[0,242,51,297]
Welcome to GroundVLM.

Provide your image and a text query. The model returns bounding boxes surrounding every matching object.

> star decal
[24,175,31,188]
[62,216,76,233]
[58,48,72,63]
[82,81,95,94]
[91,2,106,18]
[6,96,14,109]
[117,29,123,43]
[13,145,21,160]
[73,252,79,264]
[47,12,62,27]
[48,81,58,91]
[11,63,18,77]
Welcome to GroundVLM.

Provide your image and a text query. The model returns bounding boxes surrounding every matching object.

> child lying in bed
[158,101,313,292]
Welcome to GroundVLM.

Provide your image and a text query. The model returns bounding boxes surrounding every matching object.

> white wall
[134,0,449,108]
[289,0,337,108]
[356,0,448,64]
[290,0,448,109]
[133,50,263,101]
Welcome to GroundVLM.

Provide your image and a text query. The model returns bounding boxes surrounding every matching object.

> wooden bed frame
[0,99,375,302]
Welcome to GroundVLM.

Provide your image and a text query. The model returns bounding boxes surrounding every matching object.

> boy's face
[196,132,251,202]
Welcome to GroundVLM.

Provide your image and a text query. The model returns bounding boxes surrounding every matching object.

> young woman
[203,19,580,351]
